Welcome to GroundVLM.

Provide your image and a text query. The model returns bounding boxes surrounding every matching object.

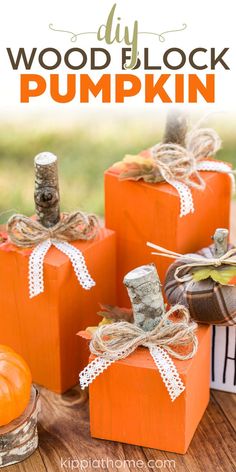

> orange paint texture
[0,228,116,393]
[105,166,231,306]
[89,325,211,454]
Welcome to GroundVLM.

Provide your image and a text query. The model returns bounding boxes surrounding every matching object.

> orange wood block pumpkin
[0,228,116,393]
[0,345,32,426]
[89,325,211,454]
[105,168,231,307]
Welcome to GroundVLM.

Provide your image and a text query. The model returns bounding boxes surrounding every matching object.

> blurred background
[0,110,235,222]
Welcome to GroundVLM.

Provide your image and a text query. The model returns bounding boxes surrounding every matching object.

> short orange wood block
[89,325,211,454]
[0,228,116,393]
[105,168,231,306]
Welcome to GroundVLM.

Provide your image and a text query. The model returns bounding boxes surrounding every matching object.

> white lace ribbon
[149,346,185,401]
[29,238,95,298]
[79,345,185,402]
[166,179,194,217]
[168,160,234,217]
[196,160,235,194]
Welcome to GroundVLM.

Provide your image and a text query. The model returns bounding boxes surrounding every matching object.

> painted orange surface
[0,229,116,393]
[0,345,32,426]
[89,325,211,454]
[105,166,231,306]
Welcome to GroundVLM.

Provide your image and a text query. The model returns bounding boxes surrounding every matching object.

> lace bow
[116,128,235,217]
[7,212,99,298]
[79,305,198,402]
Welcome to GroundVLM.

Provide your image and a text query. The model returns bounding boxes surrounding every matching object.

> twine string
[90,304,198,361]
[147,242,236,282]
[7,211,99,248]
[150,127,222,188]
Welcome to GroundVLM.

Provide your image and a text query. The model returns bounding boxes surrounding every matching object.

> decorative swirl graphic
[139,23,187,42]
[49,23,187,44]
[49,24,97,42]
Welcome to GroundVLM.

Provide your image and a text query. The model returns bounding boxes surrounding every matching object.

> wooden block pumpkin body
[105,166,231,307]
[0,228,116,393]
[89,325,211,454]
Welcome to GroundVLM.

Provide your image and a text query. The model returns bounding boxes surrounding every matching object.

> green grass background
[0,112,235,223]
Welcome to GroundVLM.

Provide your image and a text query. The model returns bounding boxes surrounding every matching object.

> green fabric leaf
[192,266,236,285]
[192,268,212,282]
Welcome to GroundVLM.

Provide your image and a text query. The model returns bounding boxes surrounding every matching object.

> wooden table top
[6,387,236,472]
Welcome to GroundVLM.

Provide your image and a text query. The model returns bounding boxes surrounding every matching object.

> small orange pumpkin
[0,345,32,426]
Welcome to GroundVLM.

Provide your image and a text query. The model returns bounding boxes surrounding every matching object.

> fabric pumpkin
[0,345,32,426]
[165,244,236,326]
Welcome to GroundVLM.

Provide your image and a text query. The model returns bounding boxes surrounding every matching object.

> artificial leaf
[192,268,212,282]
[83,317,113,337]
[210,267,236,285]
[229,276,236,285]
[0,232,8,244]
[112,154,155,181]
[98,303,133,322]
[192,266,236,286]
[78,330,91,340]
[0,238,32,256]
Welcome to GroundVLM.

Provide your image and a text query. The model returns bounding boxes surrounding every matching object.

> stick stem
[123,264,165,332]
[163,109,188,147]
[213,228,229,257]
[34,152,60,228]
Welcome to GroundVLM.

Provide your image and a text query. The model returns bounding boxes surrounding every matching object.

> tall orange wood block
[0,228,116,393]
[105,168,231,306]
[89,325,210,454]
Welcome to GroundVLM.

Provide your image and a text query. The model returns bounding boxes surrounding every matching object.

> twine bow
[79,305,198,401]
[7,212,99,298]
[147,242,236,283]
[151,127,222,187]
[116,127,235,217]
[7,211,99,248]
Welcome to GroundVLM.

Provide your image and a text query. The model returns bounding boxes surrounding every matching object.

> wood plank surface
[4,387,236,472]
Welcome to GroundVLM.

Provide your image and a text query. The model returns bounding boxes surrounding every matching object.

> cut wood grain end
[123,264,165,332]
[0,387,40,468]
[213,228,229,258]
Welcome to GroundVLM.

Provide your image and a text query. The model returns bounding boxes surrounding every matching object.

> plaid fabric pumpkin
[164,244,236,326]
